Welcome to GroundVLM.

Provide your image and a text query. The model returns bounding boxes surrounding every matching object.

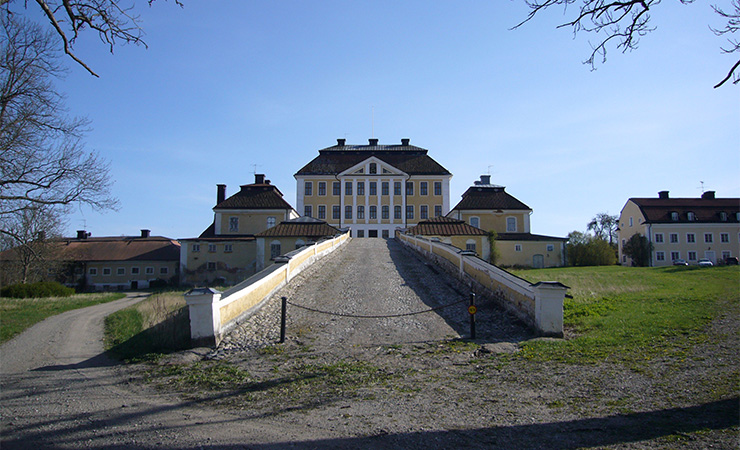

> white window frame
[267,216,276,228]
[102,267,111,276]
[515,244,522,252]
[208,244,217,253]
[654,233,664,243]
[117,267,125,275]
[687,233,695,243]
[670,233,678,244]
[506,217,517,232]
[318,205,326,220]
[704,233,713,243]
[688,251,697,261]
[470,217,480,228]
[720,233,729,243]
[160,267,169,275]
[145,267,154,275]
[229,216,239,232]
[270,241,281,259]
[131,267,140,275]
[318,182,326,196]
[89,267,97,276]
[192,244,200,252]
[656,251,665,261]
[547,244,555,252]
[224,244,233,253]
[304,181,313,196]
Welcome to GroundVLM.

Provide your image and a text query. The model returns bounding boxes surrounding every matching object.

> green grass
[104,291,190,360]
[0,292,126,344]
[509,265,740,364]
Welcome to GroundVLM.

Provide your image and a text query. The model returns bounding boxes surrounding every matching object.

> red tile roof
[407,217,488,236]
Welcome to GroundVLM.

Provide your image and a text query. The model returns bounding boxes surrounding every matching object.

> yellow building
[254,217,342,271]
[448,175,566,268]
[405,217,490,261]
[180,174,298,286]
[618,190,740,266]
[0,229,181,291]
[294,138,452,238]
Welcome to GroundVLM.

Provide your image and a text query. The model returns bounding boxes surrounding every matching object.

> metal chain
[285,297,468,319]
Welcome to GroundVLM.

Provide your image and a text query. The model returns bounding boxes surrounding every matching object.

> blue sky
[13,1,740,239]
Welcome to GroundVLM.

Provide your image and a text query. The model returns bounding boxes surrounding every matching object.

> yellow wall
[454,210,529,234]
[184,240,257,285]
[494,240,564,268]
[217,211,291,236]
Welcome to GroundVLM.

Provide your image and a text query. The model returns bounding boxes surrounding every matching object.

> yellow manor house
[294,138,452,239]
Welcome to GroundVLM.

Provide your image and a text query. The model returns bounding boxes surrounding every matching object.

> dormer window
[671,212,679,221]
[720,212,727,221]
[687,212,696,221]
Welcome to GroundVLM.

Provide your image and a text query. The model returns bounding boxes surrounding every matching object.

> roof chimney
[479,174,491,185]
[401,138,410,146]
[217,184,226,205]
[337,138,346,146]
[255,173,265,185]
[76,230,88,240]
[658,191,669,199]
[368,138,379,146]
[141,229,151,238]
[701,191,716,199]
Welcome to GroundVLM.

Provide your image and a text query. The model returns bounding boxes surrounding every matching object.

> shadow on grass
[107,306,192,361]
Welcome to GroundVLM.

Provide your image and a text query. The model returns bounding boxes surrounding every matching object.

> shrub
[1,281,75,299]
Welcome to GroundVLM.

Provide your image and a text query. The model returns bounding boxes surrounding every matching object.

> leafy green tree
[487,230,501,265]
[623,234,654,267]
[566,231,617,266]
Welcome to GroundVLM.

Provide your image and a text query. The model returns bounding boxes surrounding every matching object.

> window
[720,211,727,221]
[722,251,731,260]
[382,206,389,219]
[687,233,695,243]
[357,206,365,219]
[406,205,414,219]
[332,205,340,220]
[369,163,377,174]
[304,205,312,217]
[369,205,377,219]
[160,267,169,275]
[705,233,713,243]
[671,252,680,261]
[318,182,326,196]
[345,205,352,219]
[470,217,480,228]
[224,244,233,253]
[357,182,365,196]
[420,182,428,196]
[434,205,442,217]
[406,181,414,195]
[270,242,281,259]
[333,182,341,196]
[671,212,679,221]
[466,240,476,252]
[654,233,664,243]
[737,212,740,221]
[687,212,696,221]
[131,267,140,275]
[229,216,239,232]
[117,268,125,275]
[515,244,522,252]
[434,181,442,196]
[207,262,216,271]
[192,244,200,252]
[369,182,377,196]
[394,206,402,219]
[688,251,697,261]
[357,230,365,238]
[267,216,276,228]
[208,244,216,253]
[318,205,326,220]
[670,233,678,243]
[145,267,154,275]
[304,181,312,196]
[656,251,665,261]
[629,217,634,227]
[382,182,389,196]
[506,217,517,232]
[721,233,729,243]
[394,182,402,196]
[382,230,389,238]
[102,268,111,276]
[420,205,428,219]
[547,244,555,252]
[345,182,353,196]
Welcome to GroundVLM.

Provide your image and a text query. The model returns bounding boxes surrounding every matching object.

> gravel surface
[2,239,737,449]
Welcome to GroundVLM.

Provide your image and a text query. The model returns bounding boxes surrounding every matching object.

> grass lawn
[509,265,740,365]
[0,292,126,344]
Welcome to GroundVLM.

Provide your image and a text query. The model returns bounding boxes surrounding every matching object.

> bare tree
[587,212,618,245]
[1,0,182,77]
[514,0,740,88]
[0,205,65,284]
[0,15,116,242]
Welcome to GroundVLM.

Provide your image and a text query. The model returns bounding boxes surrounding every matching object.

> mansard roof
[295,138,451,176]
[407,217,488,237]
[214,183,294,211]
[629,192,740,224]
[255,217,341,238]
[451,185,531,211]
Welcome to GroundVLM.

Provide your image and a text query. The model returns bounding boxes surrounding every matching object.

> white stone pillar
[184,287,222,346]
[531,281,568,338]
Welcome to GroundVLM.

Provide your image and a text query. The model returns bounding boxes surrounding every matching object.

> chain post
[280,296,287,343]
[469,292,476,340]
